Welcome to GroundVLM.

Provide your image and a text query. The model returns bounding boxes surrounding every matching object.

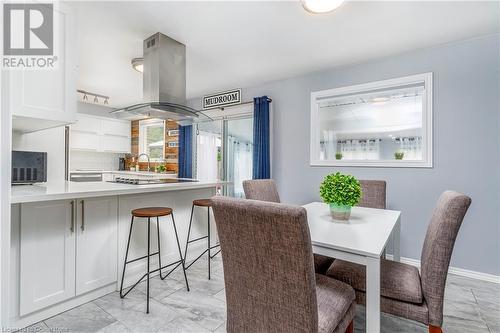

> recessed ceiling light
[302,0,345,14]
[131,57,144,73]
[371,97,390,103]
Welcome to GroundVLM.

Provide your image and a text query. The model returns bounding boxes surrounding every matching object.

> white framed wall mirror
[310,73,433,168]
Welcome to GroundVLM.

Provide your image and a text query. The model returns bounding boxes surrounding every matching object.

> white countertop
[11,180,229,204]
[70,170,177,177]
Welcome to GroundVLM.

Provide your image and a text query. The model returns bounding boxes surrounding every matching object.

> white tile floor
[26,256,500,333]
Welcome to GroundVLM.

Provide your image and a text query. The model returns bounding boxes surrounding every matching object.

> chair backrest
[358,180,386,209]
[242,179,281,203]
[211,196,318,333]
[420,191,471,327]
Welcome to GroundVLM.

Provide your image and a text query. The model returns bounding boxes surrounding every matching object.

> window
[139,119,165,161]
[310,73,433,167]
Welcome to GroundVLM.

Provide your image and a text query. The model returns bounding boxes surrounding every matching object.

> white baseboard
[385,255,500,284]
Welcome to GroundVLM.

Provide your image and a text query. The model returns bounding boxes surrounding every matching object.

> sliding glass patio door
[195,121,223,181]
[224,117,253,197]
[194,105,254,197]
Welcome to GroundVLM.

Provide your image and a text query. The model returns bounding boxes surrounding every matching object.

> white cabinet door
[20,200,76,315]
[100,135,131,153]
[9,3,77,132]
[70,131,100,151]
[101,119,131,137]
[71,114,101,134]
[75,197,118,295]
[69,115,131,153]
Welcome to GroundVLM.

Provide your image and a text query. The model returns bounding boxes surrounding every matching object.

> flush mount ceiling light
[131,57,144,73]
[301,0,345,14]
[371,97,390,103]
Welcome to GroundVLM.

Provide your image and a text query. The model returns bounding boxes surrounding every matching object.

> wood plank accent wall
[126,120,179,173]
[131,120,139,156]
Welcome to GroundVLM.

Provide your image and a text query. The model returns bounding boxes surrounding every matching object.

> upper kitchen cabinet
[70,114,131,153]
[8,3,77,133]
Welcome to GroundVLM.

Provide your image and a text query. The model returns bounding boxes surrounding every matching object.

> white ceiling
[71,1,499,108]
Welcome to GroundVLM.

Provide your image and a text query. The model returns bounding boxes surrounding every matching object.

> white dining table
[303,202,401,333]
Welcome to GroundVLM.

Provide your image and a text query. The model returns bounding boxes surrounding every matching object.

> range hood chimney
[111,33,207,123]
[144,33,185,105]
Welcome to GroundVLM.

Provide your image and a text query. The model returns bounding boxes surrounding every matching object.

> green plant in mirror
[319,172,362,207]
[335,152,343,160]
[394,151,405,160]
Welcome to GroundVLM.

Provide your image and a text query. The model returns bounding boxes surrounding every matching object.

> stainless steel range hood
[110,33,208,123]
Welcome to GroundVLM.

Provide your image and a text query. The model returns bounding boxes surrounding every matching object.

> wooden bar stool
[120,207,189,314]
[184,199,221,279]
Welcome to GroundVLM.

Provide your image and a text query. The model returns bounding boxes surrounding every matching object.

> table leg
[393,218,401,262]
[366,257,381,333]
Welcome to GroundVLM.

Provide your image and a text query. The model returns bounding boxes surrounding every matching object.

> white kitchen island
[9,180,228,329]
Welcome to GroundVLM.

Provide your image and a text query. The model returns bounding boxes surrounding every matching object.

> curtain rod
[197,98,272,112]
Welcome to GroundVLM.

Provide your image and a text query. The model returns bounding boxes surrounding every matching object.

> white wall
[70,150,123,171]
[189,34,500,276]
[1,64,12,327]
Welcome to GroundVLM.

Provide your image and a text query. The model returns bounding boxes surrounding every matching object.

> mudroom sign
[203,89,242,109]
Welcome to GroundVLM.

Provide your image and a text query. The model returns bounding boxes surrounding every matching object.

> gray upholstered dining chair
[357,180,387,209]
[242,179,281,203]
[326,191,471,333]
[243,179,336,274]
[314,180,387,274]
[211,196,356,333]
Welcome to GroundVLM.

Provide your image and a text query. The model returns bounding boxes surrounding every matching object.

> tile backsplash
[70,150,124,171]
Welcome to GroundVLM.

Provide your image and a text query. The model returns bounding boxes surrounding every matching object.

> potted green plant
[335,152,343,160]
[155,164,166,173]
[394,151,405,160]
[320,172,362,221]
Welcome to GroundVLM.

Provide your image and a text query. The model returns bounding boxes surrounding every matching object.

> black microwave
[12,151,47,184]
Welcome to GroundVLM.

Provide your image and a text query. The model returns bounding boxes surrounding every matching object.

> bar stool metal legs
[184,200,221,280]
[119,207,189,314]
[165,213,191,287]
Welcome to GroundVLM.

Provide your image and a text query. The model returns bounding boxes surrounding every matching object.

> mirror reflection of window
[319,86,423,161]
[311,73,432,167]
[138,119,165,161]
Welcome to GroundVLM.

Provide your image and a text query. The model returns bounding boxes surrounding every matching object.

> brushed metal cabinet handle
[81,200,85,231]
[70,200,75,233]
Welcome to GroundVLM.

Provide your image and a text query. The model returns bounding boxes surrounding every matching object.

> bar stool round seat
[193,199,212,207]
[132,207,173,217]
